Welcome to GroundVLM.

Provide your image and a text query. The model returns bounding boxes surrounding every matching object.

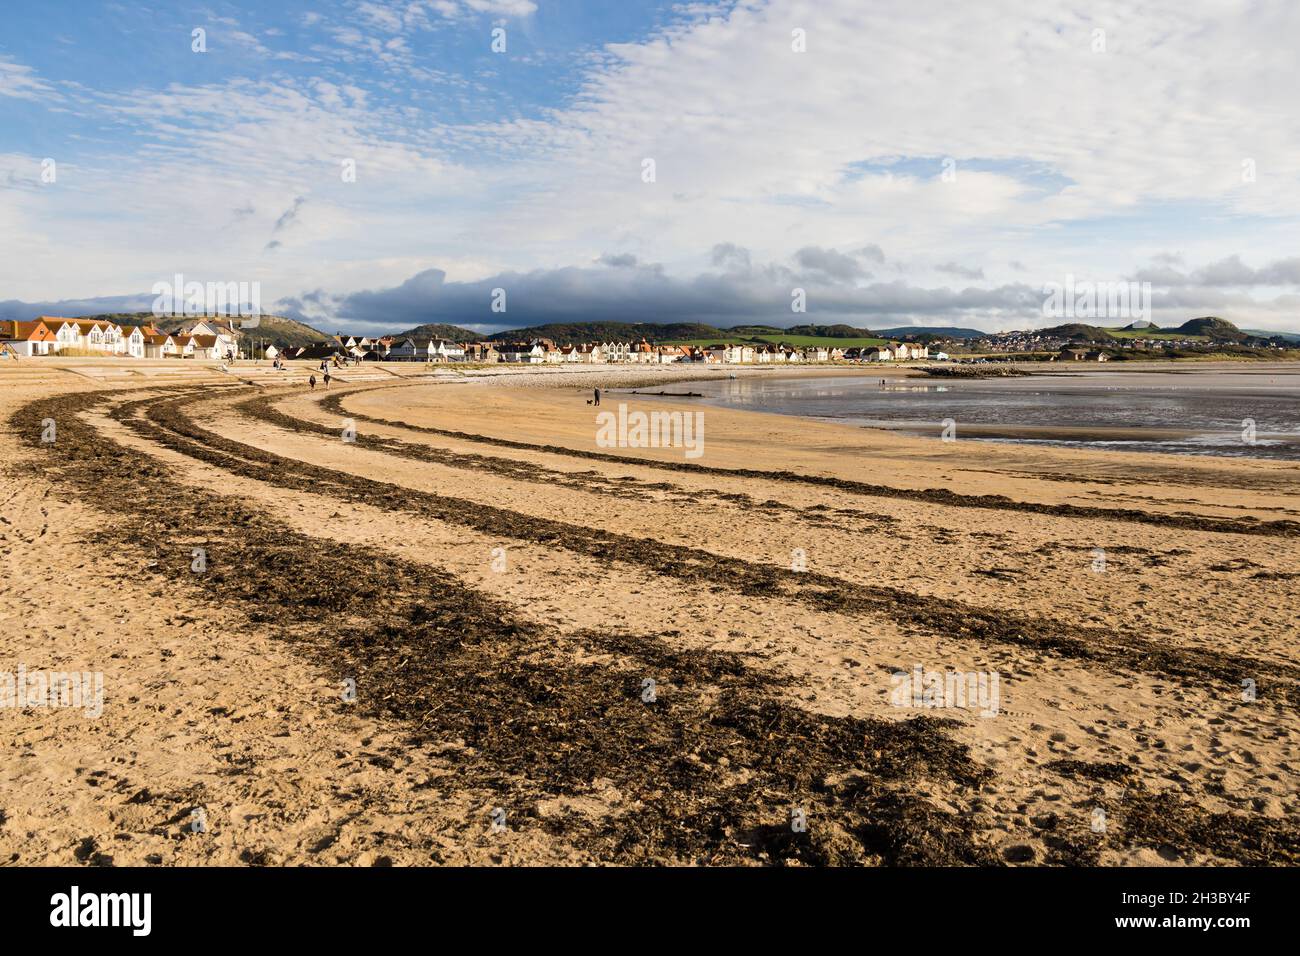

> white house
[86,322,119,352]
[499,343,546,363]
[182,319,239,359]
[143,333,175,358]
[119,326,146,358]
[171,334,196,358]
[433,340,466,362]
[706,344,756,364]
[0,320,59,355]
[43,318,82,352]
[602,341,630,363]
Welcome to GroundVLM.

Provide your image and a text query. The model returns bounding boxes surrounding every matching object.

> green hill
[875,326,986,339]
[762,323,876,339]
[1173,316,1246,340]
[1102,317,1241,342]
[394,323,482,342]
[1038,323,1117,341]
[1243,328,1300,343]
[485,321,728,343]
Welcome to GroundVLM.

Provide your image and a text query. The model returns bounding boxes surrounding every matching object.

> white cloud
[0,56,53,101]
[6,0,1300,333]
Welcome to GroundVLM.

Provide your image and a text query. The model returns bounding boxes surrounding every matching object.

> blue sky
[3,0,1300,334]
[4,2,674,142]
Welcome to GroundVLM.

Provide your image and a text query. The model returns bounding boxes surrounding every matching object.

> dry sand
[2,359,1297,866]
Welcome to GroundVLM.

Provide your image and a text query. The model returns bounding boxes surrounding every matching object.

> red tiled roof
[1,320,57,341]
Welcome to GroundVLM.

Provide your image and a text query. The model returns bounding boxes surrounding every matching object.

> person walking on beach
[323,369,331,389]
[593,387,601,407]
[309,374,317,390]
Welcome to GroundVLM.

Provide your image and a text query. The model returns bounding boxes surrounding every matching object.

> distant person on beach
[593,387,601,407]
[323,370,331,389]
[309,374,317,390]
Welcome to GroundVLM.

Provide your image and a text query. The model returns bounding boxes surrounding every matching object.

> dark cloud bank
[5,248,1298,337]
[276,261,1046,336]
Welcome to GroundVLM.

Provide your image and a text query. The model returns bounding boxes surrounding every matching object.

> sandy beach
[2,359,1298,866]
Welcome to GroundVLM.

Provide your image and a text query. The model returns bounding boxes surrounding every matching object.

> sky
[2,0,1300,336]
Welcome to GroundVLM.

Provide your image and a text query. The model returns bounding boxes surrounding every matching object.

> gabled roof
[1,320,57,341]
[35,315,79,329]
[50,319,113,335]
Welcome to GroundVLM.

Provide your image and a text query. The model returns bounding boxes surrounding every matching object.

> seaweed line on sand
[316,385,1300,539]
[11,386,1002,866]
[123,386,1300,709]
[12,385,1298,865]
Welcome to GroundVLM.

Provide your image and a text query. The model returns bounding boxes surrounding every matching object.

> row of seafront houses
[2,317,938,365]
[0,317,238,359]
[312,335,937,365]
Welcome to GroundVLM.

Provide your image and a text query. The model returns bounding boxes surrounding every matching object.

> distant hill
[393,322,482,343]
[1172,316,1246,340]
[1244,328,1300,343]
[86,312,331,348]
[875,325,986,339]
[1037,323,1117,341]
[770,323,876,339]
[1031,316,1252,343]
[484,321,729,343]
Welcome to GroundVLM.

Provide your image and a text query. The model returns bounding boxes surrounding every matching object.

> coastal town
[8,312,1295,368]
[318,335,934,364]
[2,316,939,364]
